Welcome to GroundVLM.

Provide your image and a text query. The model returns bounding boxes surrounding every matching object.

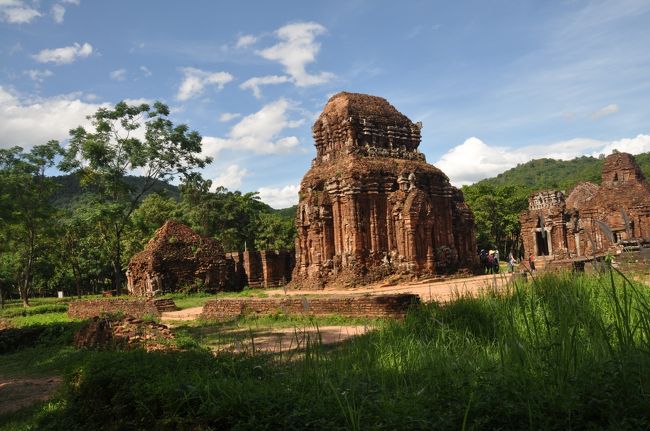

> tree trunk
[21,233,35,307]
[114,225,123,295]
[72,263,82,298]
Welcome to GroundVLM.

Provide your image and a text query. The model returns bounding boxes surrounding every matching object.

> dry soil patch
[0,375,62,416]
[217,325,370,354]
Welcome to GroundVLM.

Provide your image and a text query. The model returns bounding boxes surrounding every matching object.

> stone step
[152,299,179,313]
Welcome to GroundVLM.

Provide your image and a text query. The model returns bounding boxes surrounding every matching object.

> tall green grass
[4,271,650,430]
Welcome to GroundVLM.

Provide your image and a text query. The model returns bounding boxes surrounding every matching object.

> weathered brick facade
[126,220,235,295]
[293,92,478,288]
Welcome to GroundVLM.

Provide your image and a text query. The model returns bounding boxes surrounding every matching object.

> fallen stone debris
[74,316,175,352]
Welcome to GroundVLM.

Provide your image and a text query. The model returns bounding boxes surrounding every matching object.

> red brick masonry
[200,293,420,320]
[67,299,176,319]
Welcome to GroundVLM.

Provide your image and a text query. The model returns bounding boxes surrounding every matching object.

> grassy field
[2,270,650,430]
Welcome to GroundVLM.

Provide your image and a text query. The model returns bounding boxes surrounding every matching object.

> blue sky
[1,0,649,207]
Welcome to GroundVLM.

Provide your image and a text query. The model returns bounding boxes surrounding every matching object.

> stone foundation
[200,293,420,320]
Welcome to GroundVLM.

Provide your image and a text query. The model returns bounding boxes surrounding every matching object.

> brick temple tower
[293,92,478,287]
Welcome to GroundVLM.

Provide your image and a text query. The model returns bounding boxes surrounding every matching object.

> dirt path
[268,272,515,302]
[161,306,203,322]
[218,325,370,353]
[162,273,515,323]
[0,375,62,416]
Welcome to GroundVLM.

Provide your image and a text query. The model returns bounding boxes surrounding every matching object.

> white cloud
[61,0,80,4]
[139,65,152,77]
[202,98,303,157]
[110,68,126,81]
[598,134,650,156]
[240,75,290,98]
[0,1,41,23]
[591,103,619,119]
[219,112,241,122]
[24,69,53,82]
[176,67,233,101]
[258,22,334,87]
[33,42,93,65]
[257,184,299,209]
[436,134,650,186]
[0,86,105,150]
[51,4,65,23]
[236,34,258,48]
[122,98,153,106]
[210,164,248,190]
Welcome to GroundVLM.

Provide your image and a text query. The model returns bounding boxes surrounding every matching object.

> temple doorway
[535,231,549,256]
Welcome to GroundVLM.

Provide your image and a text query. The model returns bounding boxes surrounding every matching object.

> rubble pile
[73,316,175,351]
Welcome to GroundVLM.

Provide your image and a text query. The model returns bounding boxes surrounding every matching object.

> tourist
[479,249,488,273]
[494,249,500,273]
[528,254,536,272]
[487,250,495,274]
[507,252,515,273]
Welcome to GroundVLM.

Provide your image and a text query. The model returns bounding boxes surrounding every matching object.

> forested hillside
[478,153,650,191]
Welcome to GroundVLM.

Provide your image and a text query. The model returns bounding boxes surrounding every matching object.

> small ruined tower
[293,92,478,287]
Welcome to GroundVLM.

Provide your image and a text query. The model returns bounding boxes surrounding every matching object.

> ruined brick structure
[520,152,650,262]
[126,220,294,295]
[293,92,478,287]
[201,294,420,320]
[227,250,294,288]
[126,220,235,295]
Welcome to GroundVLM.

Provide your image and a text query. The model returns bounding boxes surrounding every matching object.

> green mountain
[476,152,650,192]
[50,174,180,207]
[50,173,297,218]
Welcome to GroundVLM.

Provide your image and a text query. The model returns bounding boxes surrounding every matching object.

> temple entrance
[535,231,549,256]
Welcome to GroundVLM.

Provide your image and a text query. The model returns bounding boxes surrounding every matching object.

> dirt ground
[0,375,62,416]
[161,273,516,323]
[161,307,204,322]
[217,325,370,354]
[268,272,516,302]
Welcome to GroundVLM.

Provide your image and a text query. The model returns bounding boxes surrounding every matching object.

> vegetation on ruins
[2,271,650,429]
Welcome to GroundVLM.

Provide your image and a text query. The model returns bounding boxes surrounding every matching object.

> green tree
[462,183,530,256]
[55,198,114,297]
[0,141,63,306]
[60,101,210,294]
[123,193,181,262]
[255,212,296,250]
[179,175,267,251]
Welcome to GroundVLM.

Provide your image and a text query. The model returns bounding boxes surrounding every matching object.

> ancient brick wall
[200,294,420,320]
[68,299,162,319]
[294,92,478,288]
[226,251,295,288]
